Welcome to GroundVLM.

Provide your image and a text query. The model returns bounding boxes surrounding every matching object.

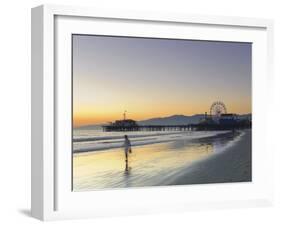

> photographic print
[72,35,252,191]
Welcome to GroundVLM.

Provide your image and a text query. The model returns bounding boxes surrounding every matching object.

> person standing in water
[124,135,132,171]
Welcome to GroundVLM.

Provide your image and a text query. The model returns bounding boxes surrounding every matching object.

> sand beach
[73,130,251,191]
[165,130,251,185]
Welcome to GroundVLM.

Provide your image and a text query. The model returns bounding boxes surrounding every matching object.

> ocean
[73,128,246,191]
[73,127,232,153]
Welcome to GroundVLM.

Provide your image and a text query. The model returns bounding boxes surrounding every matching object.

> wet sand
[73,130,251,191]
[165,130,252,185]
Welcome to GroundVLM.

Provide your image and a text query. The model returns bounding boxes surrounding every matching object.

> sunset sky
[73,35,251,127]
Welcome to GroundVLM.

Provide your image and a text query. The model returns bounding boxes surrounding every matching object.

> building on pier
[110,119,138,127]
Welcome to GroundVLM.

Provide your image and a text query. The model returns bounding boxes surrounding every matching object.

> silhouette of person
[124,135,132,171]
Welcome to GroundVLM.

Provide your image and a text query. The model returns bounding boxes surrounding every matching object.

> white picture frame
[31,4,274,221]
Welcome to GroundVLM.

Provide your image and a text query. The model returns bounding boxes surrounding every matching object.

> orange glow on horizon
[73,101,251,127]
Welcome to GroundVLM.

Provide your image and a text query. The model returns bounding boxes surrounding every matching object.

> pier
[102,123,251,132]
[102,106,251,132]
[103,125,196,132]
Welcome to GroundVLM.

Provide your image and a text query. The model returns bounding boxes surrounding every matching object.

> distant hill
[138,114,205,125]
[138,113,252,126]
[75,113,252,129]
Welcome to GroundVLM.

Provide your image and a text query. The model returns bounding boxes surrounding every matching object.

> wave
[73,131,189,142]
[73,130,231,153]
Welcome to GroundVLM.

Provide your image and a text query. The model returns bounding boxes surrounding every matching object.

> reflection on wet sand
[73,132,237,191]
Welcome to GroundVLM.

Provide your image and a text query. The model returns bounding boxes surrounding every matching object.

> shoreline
[73,130,232,154]
[164,130,252,185]
[73,129,251,191]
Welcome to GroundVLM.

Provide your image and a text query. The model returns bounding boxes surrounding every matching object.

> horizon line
[74,112,252,129]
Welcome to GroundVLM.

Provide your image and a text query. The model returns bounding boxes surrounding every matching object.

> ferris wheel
[210,101,227,117]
